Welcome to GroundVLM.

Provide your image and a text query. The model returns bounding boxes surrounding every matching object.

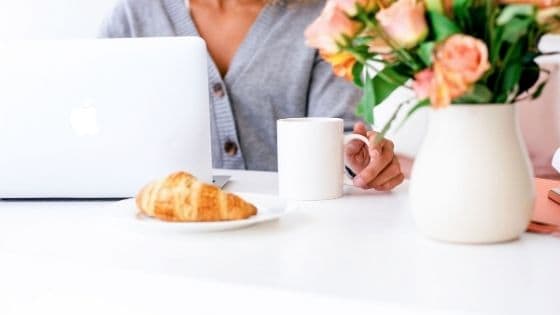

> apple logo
[70,101,100,136]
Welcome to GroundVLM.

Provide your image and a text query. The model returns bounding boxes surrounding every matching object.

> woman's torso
[101,0,359,171]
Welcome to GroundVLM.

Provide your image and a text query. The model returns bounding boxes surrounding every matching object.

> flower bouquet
[305,0,558,138]
[305,0,560,243]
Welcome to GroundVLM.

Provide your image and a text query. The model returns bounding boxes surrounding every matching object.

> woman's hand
[345,122,405,191]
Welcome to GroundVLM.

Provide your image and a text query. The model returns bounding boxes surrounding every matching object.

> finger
[353,146,394,188]
[367,135,394,155]
[353,122,368,136]
[364,136,393,170]
[346,148,368,166]
[374,173,405,192]
[370,157,402,187]
[345,145,369,173]
[345,140,365,155]
[367,131,395,159]
[364,132,383,165]
[382,138,395,154]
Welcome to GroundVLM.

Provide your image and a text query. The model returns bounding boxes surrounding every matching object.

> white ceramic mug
[277,118,371,200]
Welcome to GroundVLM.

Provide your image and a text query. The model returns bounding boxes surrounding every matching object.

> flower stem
[373,98,414,144]
[343,47,367,64]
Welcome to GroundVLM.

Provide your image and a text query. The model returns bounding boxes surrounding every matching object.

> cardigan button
[212,83,225,98]
[224,140,238,156]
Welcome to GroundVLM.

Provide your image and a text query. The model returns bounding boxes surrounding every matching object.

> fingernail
[354,176,366,188]
[371,150,380,159]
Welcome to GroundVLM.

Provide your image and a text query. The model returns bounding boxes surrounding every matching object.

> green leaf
[371,68,409,108]
[356,75,374,123]
[452,0,471,13]
[452,0,472,31]
[355,100,365,117]
[425,0,444,14]
[355,65,410,124]
[495,75,521,103]
[490,27,504,63]
[352,62,364,87]
[501,17,532,43]
[428,11,461,41]
[453,84,493,103]
[496,4,535,26]
[352,35,374,47]
[503,63,522,91]
[491,33,525,102]
[417,42,435,66]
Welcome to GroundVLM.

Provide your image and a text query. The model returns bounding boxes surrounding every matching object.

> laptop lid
[0,37,213,198]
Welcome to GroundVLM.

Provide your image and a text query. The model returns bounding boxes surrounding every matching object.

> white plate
[108,192,287,232]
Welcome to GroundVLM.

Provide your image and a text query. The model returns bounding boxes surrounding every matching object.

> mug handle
[343,134,371,186]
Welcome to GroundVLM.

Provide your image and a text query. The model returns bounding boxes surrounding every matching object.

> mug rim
[277,117,343,123]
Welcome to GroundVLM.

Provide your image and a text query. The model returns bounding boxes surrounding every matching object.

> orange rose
[305,0,363,54]
[321,51,357,81]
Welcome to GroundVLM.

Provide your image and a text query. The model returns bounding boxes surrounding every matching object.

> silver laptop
[0,37,217,199]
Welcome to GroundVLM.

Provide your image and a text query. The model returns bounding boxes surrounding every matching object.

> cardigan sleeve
[98,0,133,38]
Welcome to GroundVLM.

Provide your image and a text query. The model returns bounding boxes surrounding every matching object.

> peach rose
[413,35,490,108]
[376,0,428,49]
[367,29,393,54]
[321,51,357,81]
[435,34,490,84]
[430,63,471,108]
[412,65,469,108]
[412,68,434,99]
[333,0,378,16]
[305,1,363,54]
[499,0,560,8]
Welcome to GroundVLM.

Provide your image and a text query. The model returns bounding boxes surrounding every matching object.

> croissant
[136,172,257,222]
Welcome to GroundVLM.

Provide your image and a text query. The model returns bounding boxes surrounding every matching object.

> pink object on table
[533,178,560,225]
[527,178,560,235]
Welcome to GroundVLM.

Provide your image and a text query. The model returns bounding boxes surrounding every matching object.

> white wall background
[0,0,117,39]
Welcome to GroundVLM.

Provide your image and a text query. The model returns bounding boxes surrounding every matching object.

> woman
[101,0,404,191]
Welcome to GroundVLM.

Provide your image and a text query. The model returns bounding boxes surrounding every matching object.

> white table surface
[0,170,559,315]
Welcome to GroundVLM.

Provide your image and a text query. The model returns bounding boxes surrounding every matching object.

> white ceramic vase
[409,105,535,244]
